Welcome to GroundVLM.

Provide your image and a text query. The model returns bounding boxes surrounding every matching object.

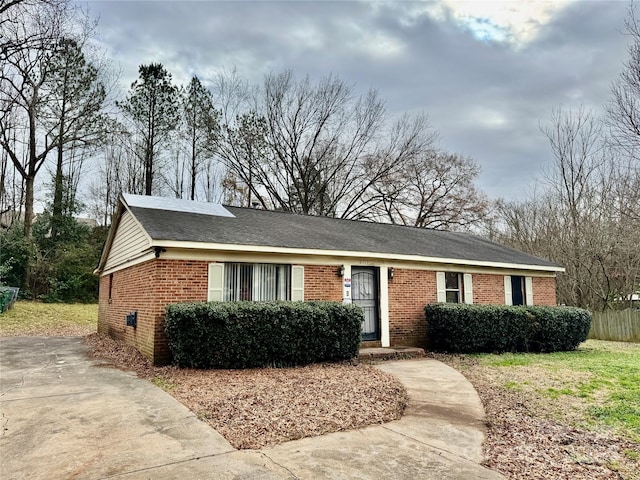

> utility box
[125,311,137,328]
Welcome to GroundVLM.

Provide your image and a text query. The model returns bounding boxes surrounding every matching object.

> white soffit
[123,193,235,218]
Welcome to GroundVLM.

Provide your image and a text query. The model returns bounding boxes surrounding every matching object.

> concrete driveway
[0,337,504,479]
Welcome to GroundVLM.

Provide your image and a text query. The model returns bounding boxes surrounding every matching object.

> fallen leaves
[85,333,408,449]
[431,353,640,480]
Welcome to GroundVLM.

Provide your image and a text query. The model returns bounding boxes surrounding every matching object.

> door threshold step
[358,346,425,362]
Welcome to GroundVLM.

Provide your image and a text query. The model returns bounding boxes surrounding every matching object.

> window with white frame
[223,263,291,301]
[445,272,462,303]
[208,263,304,302]
[504,275,533,306]
[436,272,473,304]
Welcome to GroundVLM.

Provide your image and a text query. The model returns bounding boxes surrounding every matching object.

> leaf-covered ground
[431,350,640,480]
[7,302,637,479]
[84,333,408,449]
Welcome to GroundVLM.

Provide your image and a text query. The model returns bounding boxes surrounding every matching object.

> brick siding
[303,265,342,301]
[98,259,208,364]
[532,276,557,305]
[388,268,436,347]
[99,259,558,363]
[473,273,506,304]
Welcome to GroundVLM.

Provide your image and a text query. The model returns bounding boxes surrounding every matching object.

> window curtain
[224,263,290,301]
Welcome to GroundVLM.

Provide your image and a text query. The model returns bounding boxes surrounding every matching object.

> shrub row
[165,301,363,368]
[424,303,591,353]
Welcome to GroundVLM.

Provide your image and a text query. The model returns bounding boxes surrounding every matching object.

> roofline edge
[149,239,565,273]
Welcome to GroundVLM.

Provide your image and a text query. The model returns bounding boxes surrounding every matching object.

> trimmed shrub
[165,301,363,368]
[424,303,591,353]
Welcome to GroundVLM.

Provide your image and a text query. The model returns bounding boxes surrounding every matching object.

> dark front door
[351,267,379,341]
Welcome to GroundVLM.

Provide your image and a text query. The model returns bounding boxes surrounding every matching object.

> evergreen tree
[119,63,179,195]
[41,37,107,239]
[182,75,220,200]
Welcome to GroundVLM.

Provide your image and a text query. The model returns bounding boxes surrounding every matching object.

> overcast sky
[84,0,631,201]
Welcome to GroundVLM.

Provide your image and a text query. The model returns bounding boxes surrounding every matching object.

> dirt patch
[84,333,408,449]
[430,353,640,480]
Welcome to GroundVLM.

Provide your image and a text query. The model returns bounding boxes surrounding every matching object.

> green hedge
[424,303,591,353]
[165,301,363,368]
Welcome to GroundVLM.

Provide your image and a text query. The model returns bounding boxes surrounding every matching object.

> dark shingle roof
[123,195,560,269]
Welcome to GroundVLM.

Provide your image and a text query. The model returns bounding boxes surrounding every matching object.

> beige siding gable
[104,211,151,271]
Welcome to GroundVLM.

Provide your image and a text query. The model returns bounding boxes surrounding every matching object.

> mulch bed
[84,334,639,477]
[84,333,408,449]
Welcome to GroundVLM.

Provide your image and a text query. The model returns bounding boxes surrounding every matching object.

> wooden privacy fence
[588,310,640,343]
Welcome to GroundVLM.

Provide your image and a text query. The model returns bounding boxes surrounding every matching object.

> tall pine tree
[119,63,179,195]
[41,37,107,238]
[182,76,219,200]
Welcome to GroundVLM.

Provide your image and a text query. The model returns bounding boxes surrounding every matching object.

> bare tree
[215,71,439,217]
[541,107,606,224]
[0,0,85,238]
[541,107,610,309]
[606,2,640,228]
[373,150,489,230]
[260,72,386,216]
[607,2,640,156]
[217,110,270,207]
[201,158,223,203]
[497,106,639,310]
[0,1,68,58]
[211,69,492,227]
[85,126,137,225]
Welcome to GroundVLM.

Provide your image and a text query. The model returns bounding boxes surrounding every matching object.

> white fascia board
[98,250,156,276]
[150,239,565,273]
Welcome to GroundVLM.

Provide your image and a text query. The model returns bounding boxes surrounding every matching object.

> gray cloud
[86,0,630,201]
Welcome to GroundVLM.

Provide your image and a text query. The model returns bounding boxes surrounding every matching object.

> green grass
[0,301,98,336]
[151,376,177,391]
[478,340,640,442]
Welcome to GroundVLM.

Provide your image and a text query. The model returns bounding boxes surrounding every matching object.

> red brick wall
[532,276,557,305]
[152,260,209,362]
[473,273,506,304]
[303,265,342,301]
[388,268,436,347]
[472,273,557,306]
[98,259,209,365]
[387,269,558,348]
[99,259,558,362]
[98,260,158,361]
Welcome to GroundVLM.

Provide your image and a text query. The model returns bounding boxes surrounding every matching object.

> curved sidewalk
[0,337,504,479]
[260,359,504,479]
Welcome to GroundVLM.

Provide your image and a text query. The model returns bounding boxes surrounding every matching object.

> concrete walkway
[0,337,504,479]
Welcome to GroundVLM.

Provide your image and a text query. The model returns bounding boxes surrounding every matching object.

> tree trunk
[23,174,34,239]
[145,150,153,195]
[190,134,196,200]
[51,141,64,238]
[24,99,38,239]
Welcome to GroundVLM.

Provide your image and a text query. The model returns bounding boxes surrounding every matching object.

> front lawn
[0,301,98,336]
[480,340,640,442]
[434,340,640,480]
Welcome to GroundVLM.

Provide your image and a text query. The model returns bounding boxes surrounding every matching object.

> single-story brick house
[96,194,564,365]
